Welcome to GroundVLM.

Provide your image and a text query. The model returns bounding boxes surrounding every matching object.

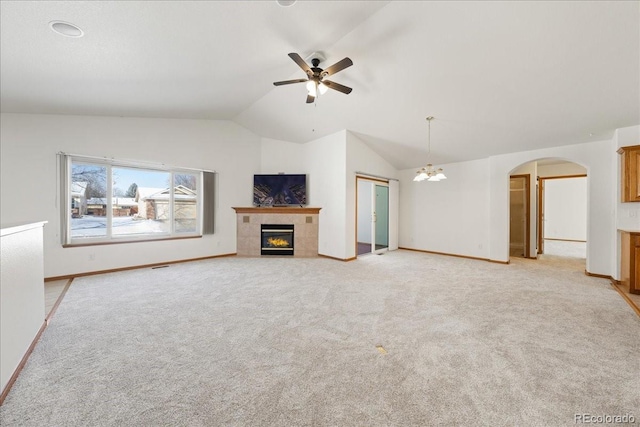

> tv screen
[253,174,307,206]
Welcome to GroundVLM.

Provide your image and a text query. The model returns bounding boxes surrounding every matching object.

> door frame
[537,173,587,255]
[372,182,390,254]
[509,174,530,259]
[355,175,389,256]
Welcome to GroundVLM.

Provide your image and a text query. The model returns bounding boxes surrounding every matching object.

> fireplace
[261,224,294,256]
[233,207,320,257]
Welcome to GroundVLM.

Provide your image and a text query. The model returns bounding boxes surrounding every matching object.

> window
[62,155,212,246]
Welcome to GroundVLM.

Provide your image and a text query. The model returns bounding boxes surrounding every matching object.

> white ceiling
[1,1,638,169]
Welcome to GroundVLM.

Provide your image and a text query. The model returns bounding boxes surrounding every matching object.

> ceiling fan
[273,52,353,103]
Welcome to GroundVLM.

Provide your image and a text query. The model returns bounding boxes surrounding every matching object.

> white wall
[260,138,306,175]
[399,158,491,259]
[305,131,348,259]
[544,177,587,241]
[0,113,261,277]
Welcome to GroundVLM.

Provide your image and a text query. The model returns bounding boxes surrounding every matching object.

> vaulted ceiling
[1,1,638,169]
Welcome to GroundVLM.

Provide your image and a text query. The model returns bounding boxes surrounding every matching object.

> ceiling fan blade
[288,53,312,75]
[306,94,315,104]
[273,78,308,86]
[322,80,352,95]
[322,57,353,76]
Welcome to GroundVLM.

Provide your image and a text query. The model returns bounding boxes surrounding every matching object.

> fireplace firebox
[261,224,294,256]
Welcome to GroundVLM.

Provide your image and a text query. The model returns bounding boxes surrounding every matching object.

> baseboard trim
[584,272,639,317]
[45,279,73,323]
[610,281,640,317]
[544,238,587,243]
[0,321,47,406]
[318,254,357,262]
[44,253,237,282]
[398,247,509,264]
[585,270,612,280]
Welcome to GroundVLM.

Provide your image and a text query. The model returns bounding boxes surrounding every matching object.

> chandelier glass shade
[414,116,446,182]
[413,164,446,182]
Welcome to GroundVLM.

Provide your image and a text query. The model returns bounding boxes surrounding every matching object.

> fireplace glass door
[261,224,294,255]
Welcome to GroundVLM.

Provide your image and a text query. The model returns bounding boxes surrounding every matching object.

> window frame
[63,155,203,246]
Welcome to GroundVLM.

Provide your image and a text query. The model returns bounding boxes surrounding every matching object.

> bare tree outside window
[172,174,197,190]
[70,163,107,238]
[72,164,107,199]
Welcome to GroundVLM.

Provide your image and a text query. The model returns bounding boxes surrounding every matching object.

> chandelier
[413,116,447,182]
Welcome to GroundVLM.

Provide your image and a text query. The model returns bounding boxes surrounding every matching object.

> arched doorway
[508,158,588,267]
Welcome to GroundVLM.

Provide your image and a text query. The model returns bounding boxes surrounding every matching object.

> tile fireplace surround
[233,207,321,257]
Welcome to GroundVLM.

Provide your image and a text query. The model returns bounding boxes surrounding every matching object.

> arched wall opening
[507,158,588,264]
[488,139,615,277]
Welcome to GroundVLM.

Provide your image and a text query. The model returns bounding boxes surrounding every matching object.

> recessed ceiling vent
[49,21,84,38]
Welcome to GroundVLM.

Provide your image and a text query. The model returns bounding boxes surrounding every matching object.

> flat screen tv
[253,174,307,206]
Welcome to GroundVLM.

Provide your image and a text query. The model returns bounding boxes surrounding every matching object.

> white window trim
[62,154,205,246]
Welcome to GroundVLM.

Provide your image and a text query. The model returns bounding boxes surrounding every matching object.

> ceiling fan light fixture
[273,52,353,103]
[306,80,317,97]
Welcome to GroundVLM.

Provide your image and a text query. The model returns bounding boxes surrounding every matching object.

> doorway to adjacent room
[356,177,389,256]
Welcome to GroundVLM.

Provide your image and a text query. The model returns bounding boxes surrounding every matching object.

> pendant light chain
[427,116,432,156]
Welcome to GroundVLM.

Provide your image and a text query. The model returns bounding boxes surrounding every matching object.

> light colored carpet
[1,250,638,426]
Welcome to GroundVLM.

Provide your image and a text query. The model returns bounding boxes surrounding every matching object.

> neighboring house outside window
[135,185,197,233]
[70,181,88,218]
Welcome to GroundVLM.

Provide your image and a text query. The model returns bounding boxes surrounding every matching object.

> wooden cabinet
[620,231,640,294]
[618,145,640,202]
